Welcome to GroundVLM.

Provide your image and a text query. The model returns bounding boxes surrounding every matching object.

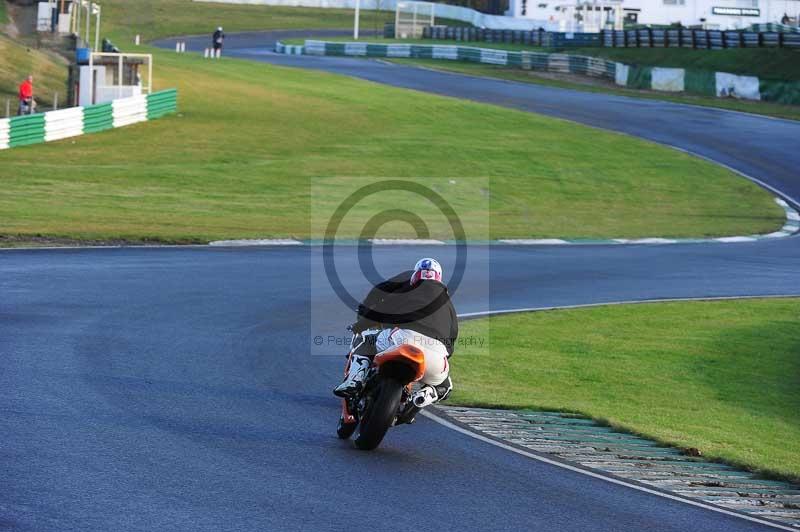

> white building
[507,0,800,31]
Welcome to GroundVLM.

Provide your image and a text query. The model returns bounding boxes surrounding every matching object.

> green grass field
[450,298,800,483]
[0,2,787,244]
[0,50,784,243]
[0,1,7,25]
[100,0,388,43]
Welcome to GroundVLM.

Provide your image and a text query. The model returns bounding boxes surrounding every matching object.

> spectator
[781,13,790,25]
[18,75,35,116]
[212,26,225,56]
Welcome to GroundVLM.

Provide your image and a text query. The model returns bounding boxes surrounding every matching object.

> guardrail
[286,40,800,105]
[0,89,177,151]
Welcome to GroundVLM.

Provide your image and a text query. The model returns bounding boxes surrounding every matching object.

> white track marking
[457,294,800,319]
[208,239,303,246]
[498,239,570,245]
[421,410,795,531]
[369,239,445,245]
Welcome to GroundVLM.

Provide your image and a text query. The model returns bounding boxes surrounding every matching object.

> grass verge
[0,3,786,243]
[389,57,800,121]
[0,49,785,243]
[450,298,800,483]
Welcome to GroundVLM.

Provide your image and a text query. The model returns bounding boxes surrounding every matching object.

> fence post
[53,92,58,111]
[5,99,9,118]
[721,30,727,48]
[779,31,784,48]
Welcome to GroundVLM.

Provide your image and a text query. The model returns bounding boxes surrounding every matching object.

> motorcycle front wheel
[354,377,404,450]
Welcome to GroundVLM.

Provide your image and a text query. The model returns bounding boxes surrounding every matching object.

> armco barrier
[299,40,618,82]
[0,89,177,152]
[287,40,800,105]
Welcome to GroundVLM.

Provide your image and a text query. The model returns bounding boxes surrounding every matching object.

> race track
[1,31,799,532]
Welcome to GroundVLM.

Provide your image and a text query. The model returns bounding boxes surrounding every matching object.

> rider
[333,258,457,407]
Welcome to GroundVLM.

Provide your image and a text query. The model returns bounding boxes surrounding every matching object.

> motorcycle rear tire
[354,377,404,450]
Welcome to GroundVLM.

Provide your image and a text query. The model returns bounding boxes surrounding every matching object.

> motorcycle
[336,328,429,450]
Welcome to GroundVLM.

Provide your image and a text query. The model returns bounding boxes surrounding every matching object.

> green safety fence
[1,89,178,152]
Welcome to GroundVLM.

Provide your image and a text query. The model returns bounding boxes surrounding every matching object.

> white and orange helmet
[410,258,443,285]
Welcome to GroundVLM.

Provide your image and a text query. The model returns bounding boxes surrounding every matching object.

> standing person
[212,26,225,57]
[18,75,35,116]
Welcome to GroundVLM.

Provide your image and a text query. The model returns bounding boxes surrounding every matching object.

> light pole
[354,0,360,39]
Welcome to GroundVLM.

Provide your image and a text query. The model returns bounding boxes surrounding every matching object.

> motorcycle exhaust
[412,388,437,408]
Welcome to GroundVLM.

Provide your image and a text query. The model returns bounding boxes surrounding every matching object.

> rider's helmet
[410,258,443,285]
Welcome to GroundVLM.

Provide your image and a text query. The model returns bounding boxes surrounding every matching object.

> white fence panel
[715,72,761,100]
[344,42,367,56]
[44,107,85,142]
[432,45,458,60]
[651,68,685,92]
[479,49,508,65]
[112,95,149,128]
[615,62,629,86]
[304,40,326,55]
[0,118,9,150]
[386,44,411,57]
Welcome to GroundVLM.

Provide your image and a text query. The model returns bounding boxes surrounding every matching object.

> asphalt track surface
[1,31,799,532]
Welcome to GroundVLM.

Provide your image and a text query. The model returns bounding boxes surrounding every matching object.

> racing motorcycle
[336,329,430,450]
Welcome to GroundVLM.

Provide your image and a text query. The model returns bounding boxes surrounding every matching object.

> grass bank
[0,49,785,243]
[0,33,68,110]
[0,3,786,243]
[450,298,800,483]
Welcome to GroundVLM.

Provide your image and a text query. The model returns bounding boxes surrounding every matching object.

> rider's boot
[410,376,453,409]
[333,355,371,397]
[411,386,439,408]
